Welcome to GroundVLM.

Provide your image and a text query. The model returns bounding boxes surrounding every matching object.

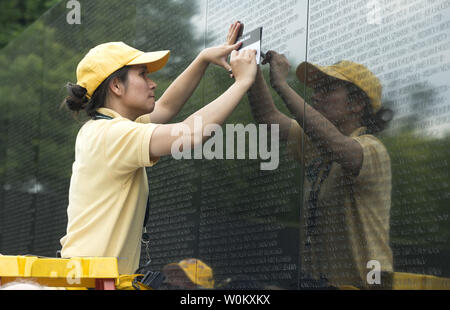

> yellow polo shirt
[288,119,393,288]
[60,108,159,275]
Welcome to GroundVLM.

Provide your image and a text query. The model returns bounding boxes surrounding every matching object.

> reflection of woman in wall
[245,37,394,287]
[60,22,257,275]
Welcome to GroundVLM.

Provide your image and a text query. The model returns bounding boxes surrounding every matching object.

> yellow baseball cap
[296,60,382,113]
[76,42,170,98]
[163,258,214,289]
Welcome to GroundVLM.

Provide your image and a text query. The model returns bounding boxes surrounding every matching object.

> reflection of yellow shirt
[60,108,160,275]
[288,119,393,289]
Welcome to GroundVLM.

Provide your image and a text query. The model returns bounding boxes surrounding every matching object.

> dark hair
[345,83,393,134]
[62,66,130,119]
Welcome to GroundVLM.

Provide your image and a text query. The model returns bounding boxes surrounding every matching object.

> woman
[60,22,254,275]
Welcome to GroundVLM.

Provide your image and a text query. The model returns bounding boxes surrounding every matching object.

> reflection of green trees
[381,83,450,276]
[384,131,450,245]
[0,0,61,49]
[383,131,450,276]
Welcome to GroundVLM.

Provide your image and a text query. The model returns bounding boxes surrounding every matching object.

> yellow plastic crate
[0,255,119,289]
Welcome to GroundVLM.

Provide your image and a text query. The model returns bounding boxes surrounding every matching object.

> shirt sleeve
[286,119,304,162]
[352,135,391,186]
[286,119,325,164]
[103,120,160,171]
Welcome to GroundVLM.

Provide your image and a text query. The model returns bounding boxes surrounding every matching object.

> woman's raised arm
[149,49,257,158]
[149,22,243,124]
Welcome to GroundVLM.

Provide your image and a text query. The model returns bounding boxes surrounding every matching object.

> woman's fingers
[221,59,232,72]
[231,49,256,63]
[226,23,234,43]
[231,22,240,42]
[226,21,240,45]
[243,48,255,58]
[227,41,242,52]
[246,50,257,64]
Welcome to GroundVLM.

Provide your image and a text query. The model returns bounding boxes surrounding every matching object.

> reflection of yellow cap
[76,42,170,98]
[296,60,382,113]
[163,258,214,289]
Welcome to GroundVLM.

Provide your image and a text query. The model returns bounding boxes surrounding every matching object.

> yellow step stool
[392,272,450,290]
[0,255,119,290]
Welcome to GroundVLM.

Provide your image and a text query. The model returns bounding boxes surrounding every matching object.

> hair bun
[64,83,88,112]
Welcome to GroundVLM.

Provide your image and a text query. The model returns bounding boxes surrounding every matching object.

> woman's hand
[262,50,290,90]
[199,41,242,71]
[198,21,243,71]
[230,49,257,88]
